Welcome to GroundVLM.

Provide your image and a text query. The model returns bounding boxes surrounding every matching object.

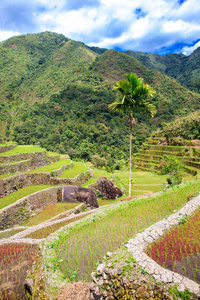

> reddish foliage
[146,209,200,283]
[0,243,39,300]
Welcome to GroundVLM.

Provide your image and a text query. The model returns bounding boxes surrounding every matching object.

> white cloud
[182,41,200,55]
[0,30,20,41]
[1,0,200,54]
[162,20,200,35]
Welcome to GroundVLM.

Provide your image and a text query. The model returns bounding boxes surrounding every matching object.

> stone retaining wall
[0,152,35,164]
[0,168,92,198]
[50,170,93,186]
[183,160,200,169]
[125,194,200,296]
[47,154,61,163]
[0,173,51,198]
[0,159,32,175]
[0,187,61,230]
[49,162,73,177]
[0,144,16,153]
[0,151,50,175]
[90,249,175,300]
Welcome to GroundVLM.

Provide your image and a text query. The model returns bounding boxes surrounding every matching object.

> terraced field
[0,141,200,299]
[134,139,200,177]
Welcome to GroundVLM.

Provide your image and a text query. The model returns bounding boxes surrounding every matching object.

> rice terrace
[0,31,200,300]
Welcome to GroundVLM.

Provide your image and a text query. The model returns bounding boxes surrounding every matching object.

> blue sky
[0,0,200,55]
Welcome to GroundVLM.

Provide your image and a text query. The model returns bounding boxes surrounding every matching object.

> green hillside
[126,47,200,93]
[90,50,200,123]
[1,32,200,165]
[150,111,200,145]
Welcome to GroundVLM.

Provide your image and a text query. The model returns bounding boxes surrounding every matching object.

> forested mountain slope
[126,47,200,93]
[150,111,200,145]
[1,32,200,165]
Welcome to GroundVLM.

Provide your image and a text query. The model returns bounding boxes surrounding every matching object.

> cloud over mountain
[0,0,200,55]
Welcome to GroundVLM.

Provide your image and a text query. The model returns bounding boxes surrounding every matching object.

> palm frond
[110,72,156,118]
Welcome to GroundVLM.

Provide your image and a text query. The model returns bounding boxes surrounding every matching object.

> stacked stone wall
[0,152,34,163]
[0,151,50,175]
[0,173,51,198]
[0,187,61,230]
[50,170,93,186]
[0,169,92,198]
[49,162,73,177]
[0,144,16,153]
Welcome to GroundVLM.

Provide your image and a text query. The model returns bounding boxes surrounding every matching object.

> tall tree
[109,73,156,197]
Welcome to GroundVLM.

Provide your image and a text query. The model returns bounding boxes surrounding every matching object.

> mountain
[126,47,200,93]
[0,32,200,165]
[90,49,200,122]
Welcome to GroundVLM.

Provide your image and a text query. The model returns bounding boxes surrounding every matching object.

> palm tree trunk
[129,124,132,197]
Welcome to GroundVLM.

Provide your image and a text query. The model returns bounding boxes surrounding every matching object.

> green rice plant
[0,185,53,210]
[147,201,200,284]
[45,179,200,282]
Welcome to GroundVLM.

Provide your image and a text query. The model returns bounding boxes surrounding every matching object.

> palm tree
[109,73,156,197]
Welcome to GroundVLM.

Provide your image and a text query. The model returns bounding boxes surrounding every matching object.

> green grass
[28,159,71,173]
[0,171,22,179]
[0,185,53,210]
[0,145,45,156]
[22,202,78,226]
[47,179,200,282]
[56,162,89,178]
[0,142,16,146]
[47,151,60,157]
[0,228,26,239]
[82,168,113,188]
[83,169,168,197]
[98,198,120,206]
[0,159,28,165]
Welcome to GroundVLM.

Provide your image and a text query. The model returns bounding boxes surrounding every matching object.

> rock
[24,278,34,295]
[90,282,100,295]
[57,187,62,202]
[62,186,98,209]
[92,292,103,300]
[96,177,122,200]
[97,264,106,275]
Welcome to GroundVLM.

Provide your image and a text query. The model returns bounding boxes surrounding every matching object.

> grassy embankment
[22,202,79,226]
[28,158,71,173]
[0,145,45,155]
[0,185,53,210]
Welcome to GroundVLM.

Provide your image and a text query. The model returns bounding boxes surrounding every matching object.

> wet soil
[166,253,200,284]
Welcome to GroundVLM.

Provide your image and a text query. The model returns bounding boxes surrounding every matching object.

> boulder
[96,177,122,200]
[62,186,98,209]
